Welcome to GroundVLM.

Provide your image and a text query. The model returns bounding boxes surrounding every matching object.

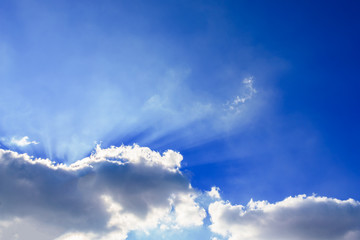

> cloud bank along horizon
[0,145,359,240]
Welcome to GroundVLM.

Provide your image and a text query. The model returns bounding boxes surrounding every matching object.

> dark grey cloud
[0,146,205,240]
[3,146,359,240]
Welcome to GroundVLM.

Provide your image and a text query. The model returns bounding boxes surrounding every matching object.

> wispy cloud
[226,77,257,113]
[9,136,39,147]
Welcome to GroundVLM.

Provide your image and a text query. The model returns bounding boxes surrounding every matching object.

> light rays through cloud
[0,0,279,163]
[0,62,261,162]
[1,0,359,239]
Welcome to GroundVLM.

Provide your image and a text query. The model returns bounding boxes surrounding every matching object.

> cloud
[207,186,221,199]
[0,145,206,240]
[55,232,97,240]
[226,77,257,113]
[172,192,206,227]
[1,145,360,240]
[8,136,39,147]
[209,194,360,240]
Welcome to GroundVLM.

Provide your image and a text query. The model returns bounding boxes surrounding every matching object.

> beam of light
[0,1,276,162]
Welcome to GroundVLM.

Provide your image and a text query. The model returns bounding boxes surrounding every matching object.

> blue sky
[0,1,360,239]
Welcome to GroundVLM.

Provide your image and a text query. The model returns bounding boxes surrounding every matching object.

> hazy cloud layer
[209,194,360,240]
[0,145,205,240]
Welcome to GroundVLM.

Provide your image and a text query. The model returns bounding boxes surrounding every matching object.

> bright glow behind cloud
[0,69,259,162]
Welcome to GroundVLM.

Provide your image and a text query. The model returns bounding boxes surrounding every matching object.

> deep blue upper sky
[181,0,360,203]
[0,0,359,205]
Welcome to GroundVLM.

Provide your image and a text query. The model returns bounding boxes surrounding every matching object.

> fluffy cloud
[209,194,360,240]
[2,145,360,240]
[0,145,206,240]
[207,186,221,199]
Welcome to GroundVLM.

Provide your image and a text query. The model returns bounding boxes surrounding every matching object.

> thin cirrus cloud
[225,77,257,113]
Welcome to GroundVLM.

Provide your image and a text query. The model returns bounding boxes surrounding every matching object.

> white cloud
[173,193,206,227]
[207,186,221,199]
[72,144,183,171]
[9,136,39,147]
[226,77,257,112]
[209,194,360,240]
[54,232,97,240]
[0,145,206,240]
[2,145,359,240]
